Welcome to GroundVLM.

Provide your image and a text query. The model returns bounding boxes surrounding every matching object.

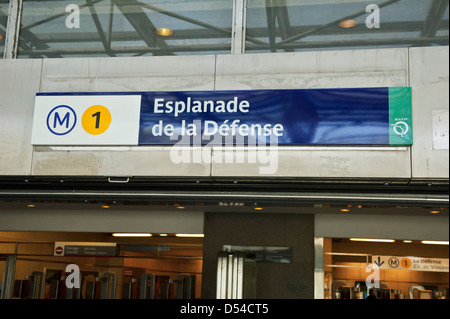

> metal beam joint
[4,0,22,59]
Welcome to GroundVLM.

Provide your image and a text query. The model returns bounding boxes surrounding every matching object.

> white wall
[410,47,450,178]
[0,47,448,179]
[0,59,42,175]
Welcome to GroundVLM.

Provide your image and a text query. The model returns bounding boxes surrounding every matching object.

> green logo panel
[389,87,413,145]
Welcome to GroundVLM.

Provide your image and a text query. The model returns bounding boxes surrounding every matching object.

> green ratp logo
[392,121,409,138]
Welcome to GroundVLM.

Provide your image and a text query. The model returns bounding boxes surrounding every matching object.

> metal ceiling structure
[247,0,449,52]
[0,175,448,208]
[16,0,235,57]
[0,1,9,58]
[0,0,446,58]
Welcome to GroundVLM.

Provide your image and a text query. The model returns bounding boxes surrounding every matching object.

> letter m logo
[388,257,400,268]
[47,105,77,136]
[54,112,71,129]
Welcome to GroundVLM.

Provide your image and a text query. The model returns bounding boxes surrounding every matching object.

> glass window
[18,0,233,58]
[0,0,8,59]
[246,0,450,53]
[323,238,449,300]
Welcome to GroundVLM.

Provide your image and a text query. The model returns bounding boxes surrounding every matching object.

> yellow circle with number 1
[401,258,412,269]
[82,105,112,135]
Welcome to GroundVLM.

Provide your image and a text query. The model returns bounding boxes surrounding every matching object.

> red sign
[55,246,64,255]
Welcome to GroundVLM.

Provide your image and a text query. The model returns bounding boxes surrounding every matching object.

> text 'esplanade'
[154,97,250,117]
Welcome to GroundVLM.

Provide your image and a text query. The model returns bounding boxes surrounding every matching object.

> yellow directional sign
[372,256,448,272]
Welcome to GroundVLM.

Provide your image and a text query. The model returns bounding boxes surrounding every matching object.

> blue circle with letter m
[46,105,77,136]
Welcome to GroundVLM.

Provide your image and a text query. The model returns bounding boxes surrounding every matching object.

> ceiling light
[112,233,153,237]
[175,234,205,238]
[338,19,358,29]
[421,240,449,245]
[159,234,168,237]
[155,28,174,37]
[350,238,396,243]
[403,240,413,243]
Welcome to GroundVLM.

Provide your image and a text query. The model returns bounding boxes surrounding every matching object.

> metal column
[216,251,256,299]
[216,252,228,299]
[232,0,247,54]
[0,255,16,299]
[314,237,325,299]
[101,273,117,299]
[139,273,155,299]
[30,271,45,299]
[176,275,194,299]
[3,0,22,59]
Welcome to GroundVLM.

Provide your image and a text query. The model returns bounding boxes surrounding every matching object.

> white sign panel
[372,256,449,272]
[31,95,142,145]
[432,109,449,150]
